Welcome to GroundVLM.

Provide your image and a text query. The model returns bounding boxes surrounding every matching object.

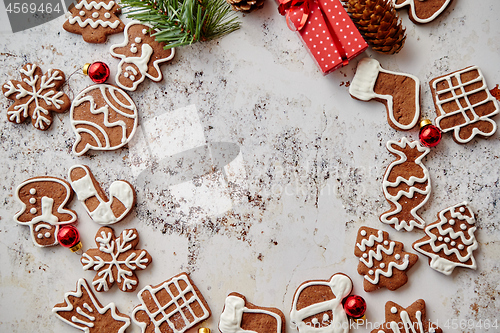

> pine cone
[227,0,264,13]
[343,0,406,54]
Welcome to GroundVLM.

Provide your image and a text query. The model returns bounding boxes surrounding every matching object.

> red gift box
[279,0,368,74]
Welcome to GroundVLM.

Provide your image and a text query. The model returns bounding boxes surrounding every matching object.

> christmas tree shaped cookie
[373,299,442,333]
[413,202,478,275]
[380,137,431,231]
[355,226,418,292]
[63,0,125,43]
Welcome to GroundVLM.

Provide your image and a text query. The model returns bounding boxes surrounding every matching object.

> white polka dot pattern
[283,0,367,74]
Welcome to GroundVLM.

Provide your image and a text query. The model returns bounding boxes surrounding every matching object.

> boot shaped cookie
[68,165,135,225]
[350,58,420,131]
[110,21,175,91]
[14,177,77,247]
[392,0,451,24]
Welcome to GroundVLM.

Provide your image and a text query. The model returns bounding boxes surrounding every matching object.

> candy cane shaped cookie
[68,165,135,225]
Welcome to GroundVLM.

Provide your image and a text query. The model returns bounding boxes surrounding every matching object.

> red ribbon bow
[278,0,312,31]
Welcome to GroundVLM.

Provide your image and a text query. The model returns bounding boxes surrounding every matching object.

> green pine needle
[120,0,241,49]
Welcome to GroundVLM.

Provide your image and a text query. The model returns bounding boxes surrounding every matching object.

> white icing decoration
[29,198,36,204]
[68,16,121,29]
[380,263,386,269]
[130,44,137,54]
[460,207,465,213]
[81,229,149,292]
[37,233,43,239]
[219,295,283,333]
[123,72,129,78]
[384,240,389,246]
[451,241,456,246]
[3,64,66,130]
[104,12,111,18]
[289,273,352,333]
[449,219,455,225]
[362,253,368,258]
[142,28,148,34]
[356,229,384,252]
[368,270,374,275]
[44,232,51,238]
[444,237,450,243]
[129,75,135,81]
[68,165,135,225]
[131,273,210,333]
[75,0,115,10]
[109,21,175,91]
[14,179,77,248]
[379,308,436,333]
[69,84,138,156]
[432,66,499,143]
[360,230,367,236]
[349,58,420,130]
[392,0,451,23]
[395,254,401,260]
[92,12,99,18]
[53,278,130,333]
[80,10,85,16]
[135,37,142,43]
[390,307,397,314]
[414,202,478,275]
[460,224,467,230]
[458,244,464,250]
[381,137,430,231]
[30,207,37,214]
[438,236,443,242]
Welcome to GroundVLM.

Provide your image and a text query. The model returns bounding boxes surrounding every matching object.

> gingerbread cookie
[380,137,430,231]
[373,299,442,333]
[53,278,131,333]
[430,65,499,144]
[63,0,125,43]
[413,202,478,275]
[219,292,285,333]
[14,177,77,247]
[131,272,211,333]
[70,84,138,156]
[2,63,71,130]
[355,227,418,292]
[68,164,135,225]
[393,0,451,24]
[290,273,352,333]
[349,58,420,131]
[110,21,175,91]
[81,226,152,292]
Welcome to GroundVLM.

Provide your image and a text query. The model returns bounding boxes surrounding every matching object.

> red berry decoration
[83,61,110,84]
[57,225,82,253]
[343,295,367,319]
[419,119,442,148]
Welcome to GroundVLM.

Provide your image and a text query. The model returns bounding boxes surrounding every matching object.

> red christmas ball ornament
[419,119,442,148]
[57,225,82,253]
[83,62,110,84]
[343,295,367,319]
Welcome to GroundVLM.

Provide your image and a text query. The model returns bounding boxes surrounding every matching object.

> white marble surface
[0,1,500,332]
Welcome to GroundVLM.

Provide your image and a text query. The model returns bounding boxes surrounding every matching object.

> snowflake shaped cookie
[81,226,152,292]
[2,63,71,130]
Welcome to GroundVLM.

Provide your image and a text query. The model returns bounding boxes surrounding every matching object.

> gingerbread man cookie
[392,0,451,24]
[14,177,77,247]
[381,137,431,231]
[290,273,352,333]
[413,202,478,275]
[219,292,285,333]
[355,227,418,292]
[110,21,175,91]
[2,63,71,130]
[81,226,152,292]
[63,0,125,43]
[430,65,499,144]
[132,272,211,333]
[53,278,131,333]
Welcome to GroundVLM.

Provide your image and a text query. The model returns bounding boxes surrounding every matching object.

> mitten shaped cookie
[219,293,285,333]
[110,21,175,91]
[63,0,125,43]
[430,65,499,144]
[393,0,451,24]
[355,227,418,292]
[2,63,71,130]
[14,177,77,247]
[350,58,420,131]
[380,137,431,231]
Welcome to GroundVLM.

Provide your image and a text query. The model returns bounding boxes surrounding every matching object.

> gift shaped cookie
[392,0,451,24]
[14,177,77,247]
[290,273,352,333]
[132,272,211,333]
[430,65,499,144]
[219,293,285,333]
[110,21,175,91]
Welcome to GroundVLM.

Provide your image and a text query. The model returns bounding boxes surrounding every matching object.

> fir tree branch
[119,0,241,49]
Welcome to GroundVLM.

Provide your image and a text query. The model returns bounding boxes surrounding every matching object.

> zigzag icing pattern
[75,0,115,10]
[356,229,384,252]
